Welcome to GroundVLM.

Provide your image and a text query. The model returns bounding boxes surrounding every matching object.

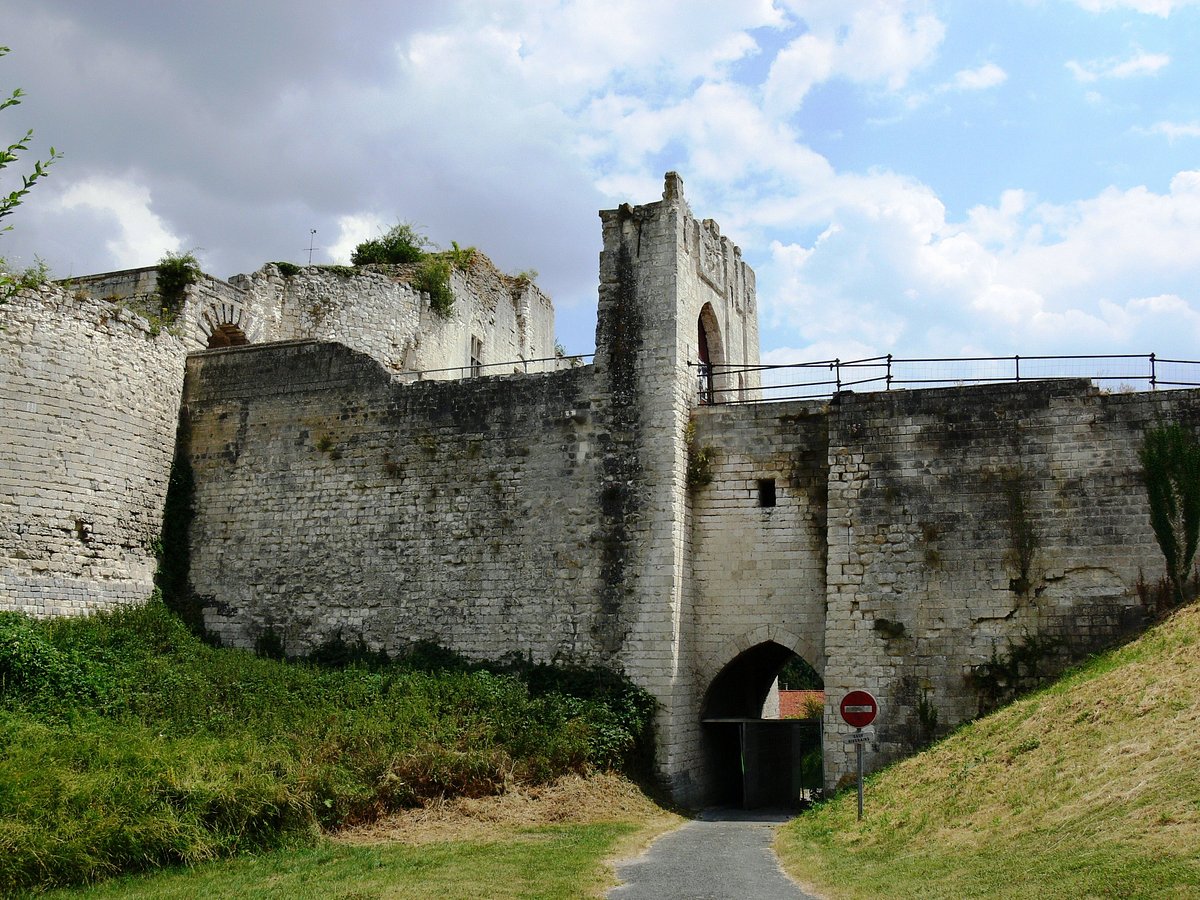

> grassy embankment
[0,600,660,896]
[778,600,1200,899]
[37,773,681,899]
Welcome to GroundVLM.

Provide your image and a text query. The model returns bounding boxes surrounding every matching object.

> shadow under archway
[701,641,823,810]
[206,323,250,348]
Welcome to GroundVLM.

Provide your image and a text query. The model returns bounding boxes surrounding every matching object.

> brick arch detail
[699,625,822,692]
[196,298,262,347]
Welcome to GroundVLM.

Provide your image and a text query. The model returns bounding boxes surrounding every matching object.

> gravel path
[607,809,821,900]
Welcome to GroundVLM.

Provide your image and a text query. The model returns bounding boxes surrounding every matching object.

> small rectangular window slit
[757,478,776,508]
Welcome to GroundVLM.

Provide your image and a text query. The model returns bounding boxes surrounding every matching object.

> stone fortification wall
[690,400,829,682]
[182,341,615,661]
[593,172,763,803]
[229,257,556,377]
[685,400,830,796]
[0,283,190,614]
[821,380,1200,787]
[71,255,557,377]
[64,267,262,351]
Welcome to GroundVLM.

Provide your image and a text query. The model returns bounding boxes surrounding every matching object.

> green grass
[42,823,635,900]
[777,601,1200,899]
[0,600,654,895]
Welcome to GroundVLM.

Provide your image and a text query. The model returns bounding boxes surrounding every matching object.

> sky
[2,0,1199,363]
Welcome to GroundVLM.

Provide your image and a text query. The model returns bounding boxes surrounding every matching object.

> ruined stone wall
[64,267,263,351]
[229,259,556,377]
[680,210,760,403]
[0,283,190,614]
[183,341,614,661]
[71,256,556,377]
[821,380,1200,787]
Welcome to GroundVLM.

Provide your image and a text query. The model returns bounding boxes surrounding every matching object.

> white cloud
[950,62,1007,91]
[327,213,390,265]
[1069,0,1200,15]
[1144,120,1200,141]
[1066,49,1170,82]
[755,169,1200,359]
[764,1,944,113]
[55,176,181,268]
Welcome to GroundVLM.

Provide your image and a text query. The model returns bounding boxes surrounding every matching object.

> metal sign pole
[840,691,877,824]
[856,729,864,821]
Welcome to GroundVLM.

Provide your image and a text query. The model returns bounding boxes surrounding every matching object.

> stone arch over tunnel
[207,322,250,348]
[700,639,824,809]
[198,299,260,349]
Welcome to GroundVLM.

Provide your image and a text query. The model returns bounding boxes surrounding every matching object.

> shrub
[155,250,200,319]
[445,241,477,270]
[351,223,428,266]
[0,602,656,892]
[0,255,50,302]
[416,256,454,317]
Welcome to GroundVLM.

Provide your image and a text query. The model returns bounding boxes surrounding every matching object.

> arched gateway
[701,642,824,809]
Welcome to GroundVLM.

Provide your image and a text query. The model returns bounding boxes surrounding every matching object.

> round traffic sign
[839,690,878,728]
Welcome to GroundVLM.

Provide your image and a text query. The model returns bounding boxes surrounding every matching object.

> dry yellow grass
[335,771,684,884]
[778,601,1200,899]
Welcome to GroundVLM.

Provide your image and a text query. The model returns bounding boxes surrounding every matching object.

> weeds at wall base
[0,602,657,894]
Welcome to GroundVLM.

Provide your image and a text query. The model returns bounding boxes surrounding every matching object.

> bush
[0,602,656,892]
[0,255,49,302]
[155,250,201,323]
[351,223,428,265]
[416,256,454,316]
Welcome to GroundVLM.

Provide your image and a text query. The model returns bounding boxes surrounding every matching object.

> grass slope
[777,601,1200,899]
[42,774,684,899]
[0,601,654,895]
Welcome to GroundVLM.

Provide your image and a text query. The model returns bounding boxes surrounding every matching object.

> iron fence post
[835,359,841,393]
[1015,354,1020,383]
[886,353,893,391]
[1150,352,1156,390]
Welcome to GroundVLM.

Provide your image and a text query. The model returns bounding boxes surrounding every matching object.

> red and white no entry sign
[839,690,878,728]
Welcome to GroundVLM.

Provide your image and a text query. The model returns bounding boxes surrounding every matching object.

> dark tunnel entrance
[701,641,824,809]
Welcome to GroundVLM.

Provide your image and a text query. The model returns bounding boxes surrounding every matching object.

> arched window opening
[701,642,824,809]
[696,303,726,404]
[698,315,714,404]
[207,323,250,349]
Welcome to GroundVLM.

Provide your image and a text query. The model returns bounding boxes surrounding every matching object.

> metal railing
[692,353,1200,404]
[396,352,593,382]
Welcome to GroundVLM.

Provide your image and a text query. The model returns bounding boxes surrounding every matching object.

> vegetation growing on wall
[445,240,477,270]
[154,250,201,328]
[1140,423,1200,604]
[684,420,714,490]
[0,601,656,894]
[0,254,49,302]
[350,222,460,317]
[999,466,1038,596]
[155,420,207,640]
[416,255,454,317]
[967,630,1062,715]
[350,222,429,265]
